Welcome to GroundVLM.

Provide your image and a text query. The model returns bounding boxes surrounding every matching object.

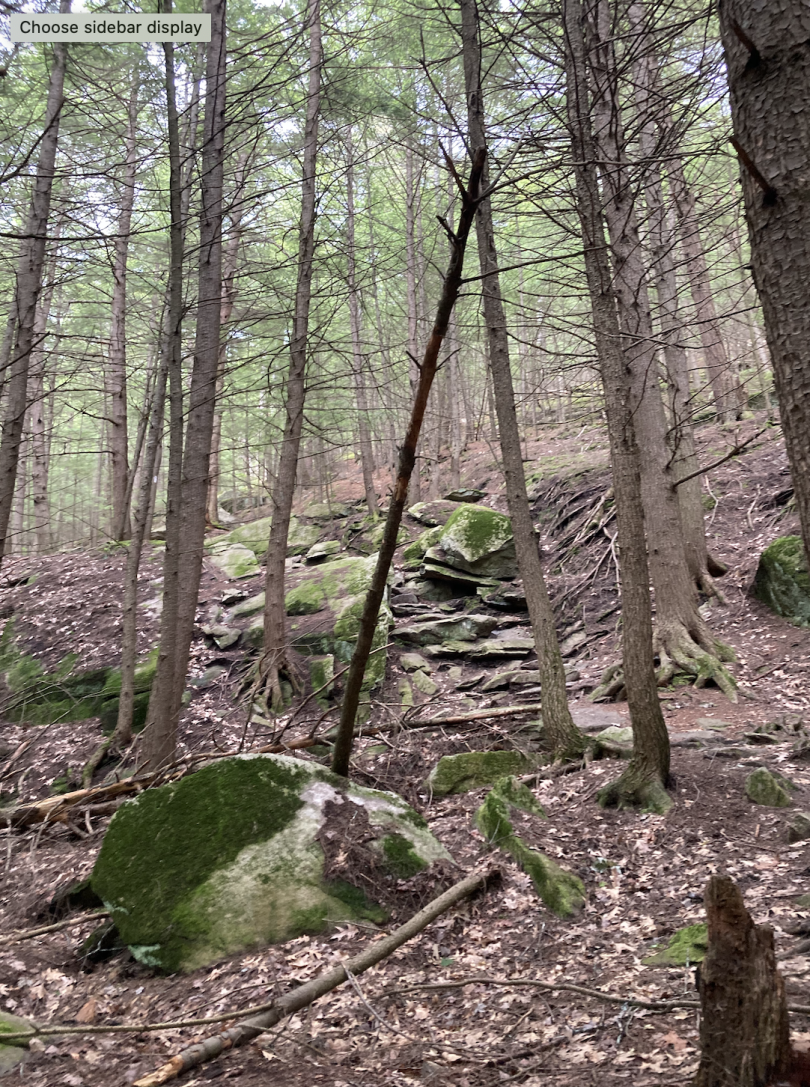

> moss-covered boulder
[402,526,442,567]
[206,515,319,559]
[745,767,794,807]
[305,540,341,563]
[0,619,155,730]
[643,923,708,966]
[787,812,810,843]
[0,1011,32,1071]
[208,543,260,579]
[753,535,810,626]
[427,750,538,795]
[91,754,451,973]
[407,500,459,527]
[438,504,517,579]
[475,777,583,918]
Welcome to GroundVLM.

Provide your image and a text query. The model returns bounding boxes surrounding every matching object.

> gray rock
[443,488,486,502]
[201,623,241,650]
[465,637,534,659]
[399,652,432,674]
[208,544,260,580]
[395,614,497,646]
[230,591,265,619]
[0,1011,31,1072]
[407,500,459,527]
[305,540,341,563]
[411,671,438,696]
[421,556,501,590]
[427,750,538,795]
[787,812,810,843]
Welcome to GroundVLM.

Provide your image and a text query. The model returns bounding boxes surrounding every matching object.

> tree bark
[345,127,377,519]
[260,0,321,711]
[627,0,726,599]
[142,0,226,768]
[718,0,810,565]
[405,140,422,505]
[460,0,584,759]
[0,7,69,570]
[694,874,790,1087]
[588,0,735,701]
[108,76,139,541]
[563,0,671,812]
[330,148,487,778]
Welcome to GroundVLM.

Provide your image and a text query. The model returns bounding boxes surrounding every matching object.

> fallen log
[133,865,498,1087]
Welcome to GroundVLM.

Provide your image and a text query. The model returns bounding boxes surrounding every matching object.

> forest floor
[2,412,810,1087]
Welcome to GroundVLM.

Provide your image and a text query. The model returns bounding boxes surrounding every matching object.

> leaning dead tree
[329,146,487,778]
[695,874,790,1087]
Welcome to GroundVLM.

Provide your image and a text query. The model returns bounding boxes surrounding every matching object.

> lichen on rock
[439,504,517,579]
[91,753,452,973]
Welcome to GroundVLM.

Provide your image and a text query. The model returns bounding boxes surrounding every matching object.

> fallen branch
[0,910,109,948]
[133,866,496,1086]
[391,702,544,730]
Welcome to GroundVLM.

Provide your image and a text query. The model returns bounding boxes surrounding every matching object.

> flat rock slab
[570,703,627,733]
[395,614,497,646]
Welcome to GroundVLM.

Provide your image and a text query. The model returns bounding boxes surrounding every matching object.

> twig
[0,910,109,948]
[672,426,768,489]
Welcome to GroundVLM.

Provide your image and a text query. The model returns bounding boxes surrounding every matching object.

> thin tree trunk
[588,0,735,700]
[142,0,227,768]
[260,0,321,711]
[460,0,584,759]
[108,77,139,541]
[207,150,248,526]
[330,148,486,778]
[666,151,734,423]
[405,141,421,505]
[628,0,726,598]
[563,0,671,812]
[718,0,810,565]
[0,6,69,570]
[345,128,377,518]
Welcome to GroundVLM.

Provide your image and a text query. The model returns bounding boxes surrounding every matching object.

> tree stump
[695,874,790,1087]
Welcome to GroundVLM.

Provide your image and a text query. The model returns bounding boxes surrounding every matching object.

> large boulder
[206,515,319,559]
[752,535,810,626]
[91,754,452,973]
[437,504,517,579]
[428,750,538,795]
[395,613,496,647]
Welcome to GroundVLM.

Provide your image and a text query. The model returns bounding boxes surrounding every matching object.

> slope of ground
[1,413,809,1087]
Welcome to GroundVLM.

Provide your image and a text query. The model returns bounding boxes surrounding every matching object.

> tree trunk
[108,76,139,541]
[588,0,736,701]
[260,0,321,711]
[694,874,790,1087]
[330,148,487,778]
[563,0,671,812]
[718,0,810,566]
[405,141,422,505]
[142,0,226,768]
[0,8,69,570]
[207,150,248,526]
[460,0,584,759]
[345,127,377,518]
[628,0,727,599]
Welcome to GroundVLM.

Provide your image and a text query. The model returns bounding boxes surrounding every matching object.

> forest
[1,0,810,1084]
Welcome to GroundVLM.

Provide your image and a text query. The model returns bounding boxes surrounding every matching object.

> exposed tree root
[81,738,114,789]
[597,768,672,814]
[697,569,728,606]
[592,617,737,703]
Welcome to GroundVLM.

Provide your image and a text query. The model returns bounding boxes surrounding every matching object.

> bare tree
[563,0,671,812]
[259,0,322,711]
[0,3,70,570]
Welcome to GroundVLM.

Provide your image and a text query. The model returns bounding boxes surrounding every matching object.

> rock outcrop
[753,535,810,627]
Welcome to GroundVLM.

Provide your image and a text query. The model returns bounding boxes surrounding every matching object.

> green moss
[745,767,793,807]
[643,923,708,966]
[285,579,327,615]
[382,832,428,878]
[427,750,536,795]
[753,535,810,626]
[474,778,581,918]
[92,756,311,972]
[325,879,388,923]
[402,526,442,566]
[440,504,513,562]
